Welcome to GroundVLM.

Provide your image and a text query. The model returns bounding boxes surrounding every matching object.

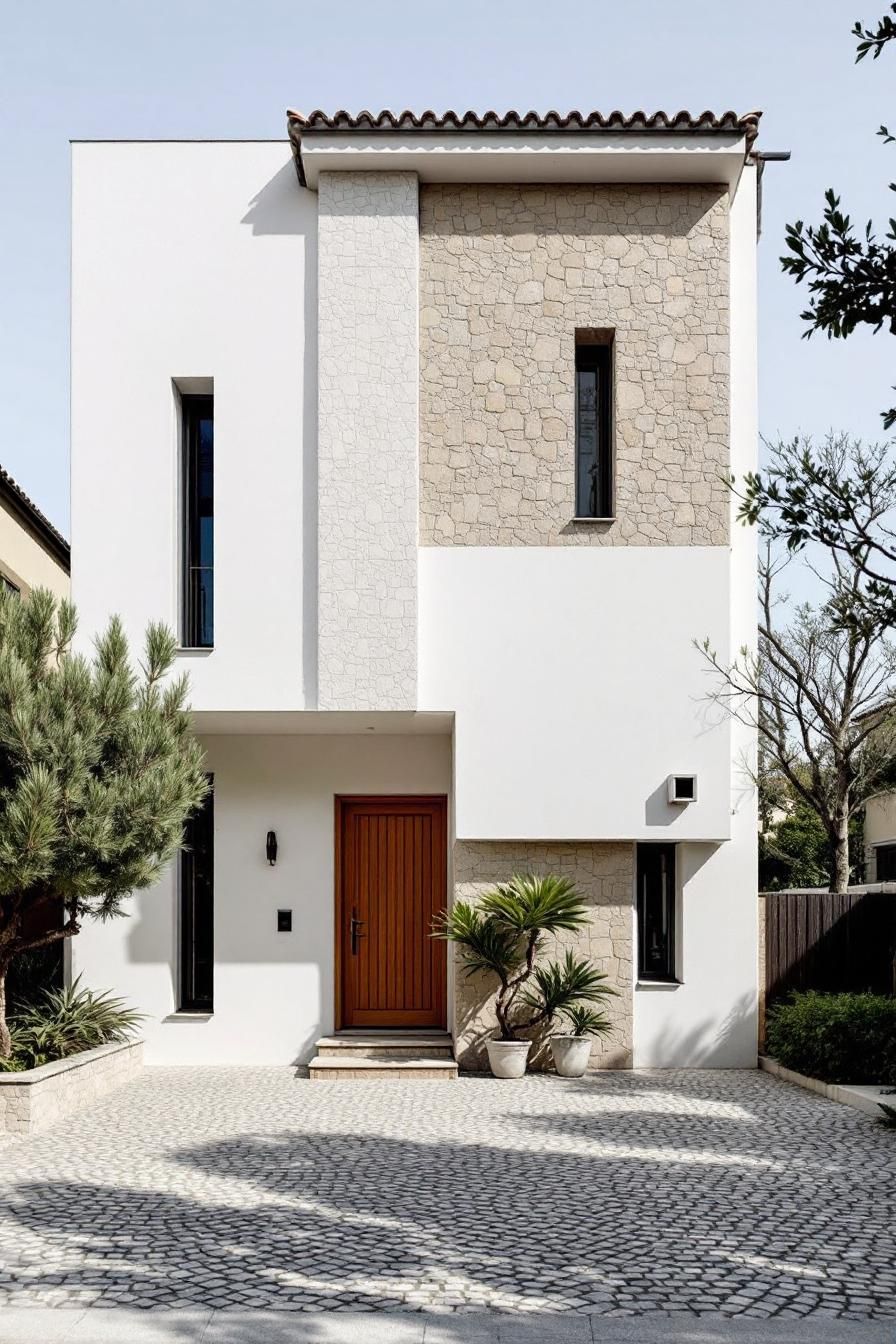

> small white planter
[486,1039,532,1078]
[551,1035,593,1078]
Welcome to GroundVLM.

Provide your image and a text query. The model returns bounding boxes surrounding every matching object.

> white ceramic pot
[486,1039,532,1079]
[551,1035,593,1078]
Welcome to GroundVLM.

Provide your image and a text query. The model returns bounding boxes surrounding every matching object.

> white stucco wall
[317,172,419,710]
[419,545,732,842]
[633,166,759,1067]
[72,733,451,1066]
[70,142,316,709]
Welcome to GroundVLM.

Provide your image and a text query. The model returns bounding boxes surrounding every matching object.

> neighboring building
[866,793,896,882]
[0,466,70,599]
[70,108,760,1070]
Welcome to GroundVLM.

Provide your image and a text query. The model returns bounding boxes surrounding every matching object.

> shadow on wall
[242,160,319,708]
[422,183,723,241]
[636,992,757,1069]
[2,1073,890,1319]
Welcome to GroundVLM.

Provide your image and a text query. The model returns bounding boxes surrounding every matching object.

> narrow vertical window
[637,843,677,982]
[182,394,214,647]
[180,779,214,1011]
[575,338,613,518]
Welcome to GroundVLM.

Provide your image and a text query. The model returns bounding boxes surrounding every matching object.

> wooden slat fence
[760,890,896,1047]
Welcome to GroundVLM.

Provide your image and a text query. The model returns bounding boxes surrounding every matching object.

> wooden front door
[336,795,447,1029]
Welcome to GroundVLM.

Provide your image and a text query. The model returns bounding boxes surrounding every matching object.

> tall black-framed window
[180,778,214,1012]
[182,394,214,648]
[637,843,677,982]
[876,844,896,882]
[575,338,613,518]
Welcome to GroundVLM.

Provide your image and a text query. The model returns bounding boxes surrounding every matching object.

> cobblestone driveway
[0,1069,894,1320]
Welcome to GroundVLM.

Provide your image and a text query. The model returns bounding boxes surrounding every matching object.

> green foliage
[853,5,896,62]
[476,874,590,937]
[779,11,896,429]
[520,950,615,1019]
[760,791,864,891]
[0,587,208,1056]
[766,991,896,1086]
[560,1003,613,1038]
[4,978,143,1071]
[434,873,613,1042]
[433,901,520,980]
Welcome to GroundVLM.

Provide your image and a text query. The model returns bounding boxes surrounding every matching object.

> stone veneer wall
[419,183,729,546]
[452,842,633,1070]
[317,172,419,709]
[0,1040,143,1135]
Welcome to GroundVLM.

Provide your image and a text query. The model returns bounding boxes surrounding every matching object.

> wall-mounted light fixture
[266,830,278,865]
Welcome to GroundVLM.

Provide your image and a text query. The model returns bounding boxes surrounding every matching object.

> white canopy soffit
[287,109,761,192]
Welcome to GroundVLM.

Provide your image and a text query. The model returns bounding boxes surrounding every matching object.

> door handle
[350,911,366,955]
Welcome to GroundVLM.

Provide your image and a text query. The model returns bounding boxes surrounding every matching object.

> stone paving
[0,1068,894,1321]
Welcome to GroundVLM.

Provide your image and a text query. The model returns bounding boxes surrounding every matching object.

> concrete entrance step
[315,1031,453,1059]
[308,1055,458,1080]
[309,1030,457,1079]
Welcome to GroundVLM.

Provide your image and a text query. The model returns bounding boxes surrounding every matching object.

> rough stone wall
[452,842,633,1070]
[0,1040,143,1135]
[419,183,730,546]
[317,172,419,709]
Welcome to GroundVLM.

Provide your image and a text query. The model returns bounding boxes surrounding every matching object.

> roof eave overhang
[289,124,753,193]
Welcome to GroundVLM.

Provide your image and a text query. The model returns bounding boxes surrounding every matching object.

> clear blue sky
[0,0,893,535]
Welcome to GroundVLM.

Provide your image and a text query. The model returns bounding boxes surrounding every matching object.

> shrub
[5,978,142,1071]
[434,873,616,1041]
[766,991,896,1085]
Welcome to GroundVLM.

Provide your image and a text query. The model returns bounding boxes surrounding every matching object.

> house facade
[70,109,760,1069]
[0,466,70,600]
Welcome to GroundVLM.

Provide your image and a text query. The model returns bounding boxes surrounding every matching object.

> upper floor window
[575,334,613,519]
[182,394,214,648]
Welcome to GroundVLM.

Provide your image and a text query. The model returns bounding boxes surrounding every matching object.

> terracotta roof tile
[289,108,760,136]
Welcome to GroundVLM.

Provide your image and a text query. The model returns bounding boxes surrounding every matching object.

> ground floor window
[179,778,214,1011]
[876,843,896,882]
[636,843,677,982]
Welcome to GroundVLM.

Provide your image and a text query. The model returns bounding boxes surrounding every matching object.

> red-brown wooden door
[336,796,447,1029]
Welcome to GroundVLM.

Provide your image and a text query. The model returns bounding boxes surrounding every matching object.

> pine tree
[0,587,208,1057]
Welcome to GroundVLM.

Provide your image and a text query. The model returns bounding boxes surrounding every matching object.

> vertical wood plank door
[337,796,447,1029]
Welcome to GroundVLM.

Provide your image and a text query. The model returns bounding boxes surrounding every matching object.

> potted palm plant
[434,874,616,1078]
[551,1004,614,1077]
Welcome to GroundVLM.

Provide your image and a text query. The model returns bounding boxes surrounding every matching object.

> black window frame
[181,393,214,649]
[876,843,896,882]
[574,339,613,519]
[179,776,214,1012]
[636,843,677,983]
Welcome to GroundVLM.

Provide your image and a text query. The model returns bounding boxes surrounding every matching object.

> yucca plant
[433,874,616,1041]
[560,1003,613,1038]
[8,977,143,1070]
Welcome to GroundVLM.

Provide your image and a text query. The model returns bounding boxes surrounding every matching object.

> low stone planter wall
[759,1054,892,1120]
[0,1040,143,1135]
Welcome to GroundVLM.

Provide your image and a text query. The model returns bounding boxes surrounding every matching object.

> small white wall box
[667,774,698,804]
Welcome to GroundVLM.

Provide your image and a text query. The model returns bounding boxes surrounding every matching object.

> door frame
[334,794,448,1031]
